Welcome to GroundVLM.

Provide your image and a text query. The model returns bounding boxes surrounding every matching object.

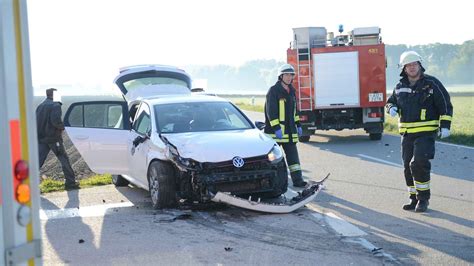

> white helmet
[399,51,422,68]
[277,64,295,77]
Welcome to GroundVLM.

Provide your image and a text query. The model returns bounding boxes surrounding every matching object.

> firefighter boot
[293,180,307,188]
[415,200,429,212]
[402,195,417,210]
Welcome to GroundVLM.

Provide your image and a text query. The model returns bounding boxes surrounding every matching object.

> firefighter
[386,51,453,212]
[264,64,307,187]
[36,88,79,190]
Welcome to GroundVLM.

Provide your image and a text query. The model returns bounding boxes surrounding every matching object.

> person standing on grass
[36,88,79,190]
[386,51,453,212]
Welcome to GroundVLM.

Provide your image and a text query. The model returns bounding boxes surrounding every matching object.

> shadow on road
[42,190,101,265]
[301,131,474,182]
[317,193,474,263]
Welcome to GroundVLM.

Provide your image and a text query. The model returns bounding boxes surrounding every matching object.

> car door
[129,102,152,185]
[64,101,132,175]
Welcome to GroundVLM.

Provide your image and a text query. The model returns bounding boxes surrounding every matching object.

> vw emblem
[232,156,244,168]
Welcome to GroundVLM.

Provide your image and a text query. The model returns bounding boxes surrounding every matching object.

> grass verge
[233,102,264,113]
[40,174,112,193]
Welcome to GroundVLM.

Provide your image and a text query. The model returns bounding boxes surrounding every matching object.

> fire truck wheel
[112,175,129,187]
[369,133,382,140]
[299,136,311,142]
[148,161,177,209]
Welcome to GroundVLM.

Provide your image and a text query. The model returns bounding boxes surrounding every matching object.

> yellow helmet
[398,51,422,68]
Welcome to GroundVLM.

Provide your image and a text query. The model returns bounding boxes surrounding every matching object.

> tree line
[186,40,473,93]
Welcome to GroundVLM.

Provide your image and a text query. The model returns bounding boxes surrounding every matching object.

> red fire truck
[288,26,386,141]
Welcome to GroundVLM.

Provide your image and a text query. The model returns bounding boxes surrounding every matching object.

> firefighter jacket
[264,81,301,143]
[36,98,65,143]
[386,73,453,134]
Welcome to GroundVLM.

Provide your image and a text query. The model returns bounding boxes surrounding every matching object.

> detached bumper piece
[211,174,329,214]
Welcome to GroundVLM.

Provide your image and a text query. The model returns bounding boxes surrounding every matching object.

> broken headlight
[267,145,283,164]
[166,144,199,170]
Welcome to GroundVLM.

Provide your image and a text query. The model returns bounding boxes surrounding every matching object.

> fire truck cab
[1,1,42,265]
[288,26,386,141]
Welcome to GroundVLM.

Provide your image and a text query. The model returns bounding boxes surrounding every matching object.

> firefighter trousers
[401,132,436,201]
[280,143,303,183]
[38,141,77,186]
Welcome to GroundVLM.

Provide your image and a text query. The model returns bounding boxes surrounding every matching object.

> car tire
[148,161,177,209]
[369,133,382,140]
[299,135,311,142]
[112,175,129,187]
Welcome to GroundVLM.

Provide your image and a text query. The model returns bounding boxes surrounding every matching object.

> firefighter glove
[389,107,398,117]
[275,129,283,139]
[297,127,303,137]
[438,128,450,139]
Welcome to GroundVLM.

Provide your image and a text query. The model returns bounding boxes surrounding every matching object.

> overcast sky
[27,0,473,94]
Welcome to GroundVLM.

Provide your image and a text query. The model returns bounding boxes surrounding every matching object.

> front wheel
[148,161,177,209]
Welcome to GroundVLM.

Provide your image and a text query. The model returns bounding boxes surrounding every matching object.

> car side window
[132,103,151,135]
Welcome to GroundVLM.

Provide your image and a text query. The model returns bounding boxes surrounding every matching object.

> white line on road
[344,238,398,262]
[40,201,134,220]
[306,204,366,237]
[437,141,474,150]
[306,204,398,263]
[357,154,402,168]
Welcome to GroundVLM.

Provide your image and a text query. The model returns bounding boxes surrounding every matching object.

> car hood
[163,129,275,162]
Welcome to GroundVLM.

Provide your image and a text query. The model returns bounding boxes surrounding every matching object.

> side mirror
[255,121,265,130]
[132,134,149,147]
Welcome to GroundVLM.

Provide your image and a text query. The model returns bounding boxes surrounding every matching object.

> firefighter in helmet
[386,51,453,212]
[264,64,307,187]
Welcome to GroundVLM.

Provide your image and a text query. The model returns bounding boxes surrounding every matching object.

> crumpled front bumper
[211,174,329,214]
[197,157,288,196]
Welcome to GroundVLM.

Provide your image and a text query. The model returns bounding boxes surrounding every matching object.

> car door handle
[75,135,89,140]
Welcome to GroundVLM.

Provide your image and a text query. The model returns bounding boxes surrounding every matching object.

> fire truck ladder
[296,41,313,111]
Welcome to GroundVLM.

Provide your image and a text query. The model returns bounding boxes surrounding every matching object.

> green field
[224,91,474,147]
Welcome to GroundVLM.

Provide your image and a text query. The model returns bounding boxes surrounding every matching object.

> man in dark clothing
[264,64,307,188]
[386,51,453,212]
[36,88,79,190]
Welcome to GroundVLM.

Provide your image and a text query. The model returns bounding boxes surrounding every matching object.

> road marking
[306,204,366,237]
[437,141,474,150]
[40,202,134,220]
[345,238,398,262]
[357,154,402,168]
[306,204,398,263]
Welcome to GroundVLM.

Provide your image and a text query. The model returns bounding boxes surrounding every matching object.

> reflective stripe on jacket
[386,74,453,134]
[264,81,300,143]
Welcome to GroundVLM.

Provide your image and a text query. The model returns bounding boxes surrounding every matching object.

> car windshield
[155,101,254,133]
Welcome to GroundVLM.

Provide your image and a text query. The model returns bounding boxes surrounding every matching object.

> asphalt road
[40,111,474,265]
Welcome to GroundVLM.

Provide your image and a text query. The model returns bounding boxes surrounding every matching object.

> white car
[64,65,288,209]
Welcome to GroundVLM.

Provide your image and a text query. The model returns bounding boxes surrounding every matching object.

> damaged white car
[65,65,325,213]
